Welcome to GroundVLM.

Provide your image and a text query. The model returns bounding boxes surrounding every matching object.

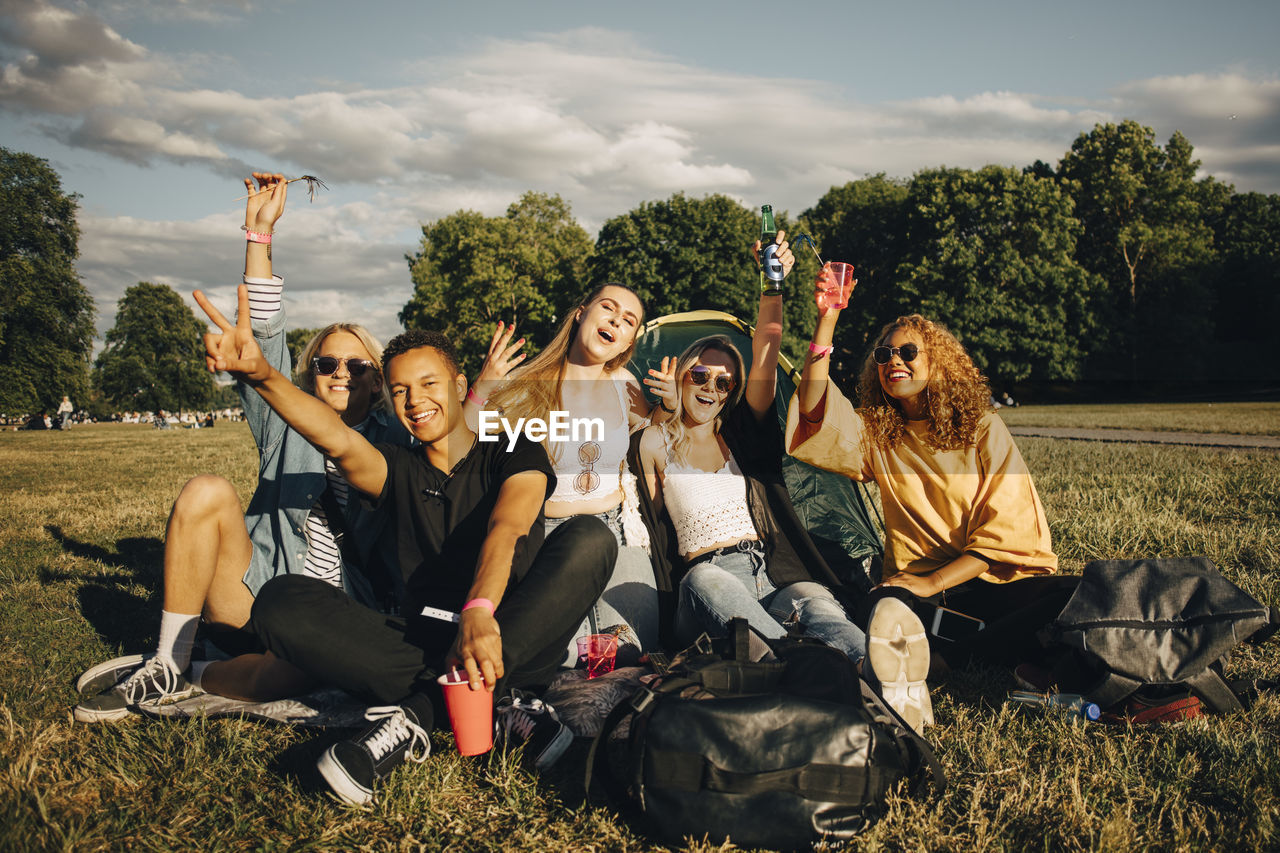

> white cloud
[6,9,1278,352]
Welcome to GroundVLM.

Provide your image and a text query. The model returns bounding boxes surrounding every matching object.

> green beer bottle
[759,204,783,294]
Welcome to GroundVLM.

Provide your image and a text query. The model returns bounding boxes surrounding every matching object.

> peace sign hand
[193,285,271,383]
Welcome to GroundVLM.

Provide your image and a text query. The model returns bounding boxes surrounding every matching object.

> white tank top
[547,377,632,505]
[661,441,757,557]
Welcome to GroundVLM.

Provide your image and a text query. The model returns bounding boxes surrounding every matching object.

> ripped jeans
[675,543,867,664]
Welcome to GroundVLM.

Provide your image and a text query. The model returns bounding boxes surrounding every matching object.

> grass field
[2,420,1278,852]
[1000,401,1280,436]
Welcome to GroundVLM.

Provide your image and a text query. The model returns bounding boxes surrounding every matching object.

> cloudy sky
[2,0,1278,350]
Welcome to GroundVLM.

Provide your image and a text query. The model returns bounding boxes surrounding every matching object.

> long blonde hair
[856,314,990,451]
[296,323,391,413]
[489,283,643,430]
[660,335,746,465]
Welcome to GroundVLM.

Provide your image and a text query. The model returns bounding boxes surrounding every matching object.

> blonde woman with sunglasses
[630,234,935,726]
[74,173,412,722]
[789,275,1068,682]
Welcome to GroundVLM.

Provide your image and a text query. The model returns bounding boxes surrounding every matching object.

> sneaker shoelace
[121,657,182,704]
[361,706,430,764]
[502,695,545,741]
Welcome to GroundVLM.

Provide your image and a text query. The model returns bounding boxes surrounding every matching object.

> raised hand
[814,263,857,316]
[244,172,287,235]
[643,356,679,413]
[472,321,527,401]
[193,285,271,382]
[752,229,796,281]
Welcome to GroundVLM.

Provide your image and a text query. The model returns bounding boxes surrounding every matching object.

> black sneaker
[316,696,432,806]
[73,656,198,723]
[496,690,573,771]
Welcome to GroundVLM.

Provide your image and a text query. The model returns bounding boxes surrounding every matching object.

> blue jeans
[675,545,867,663]
[546,507,660,658]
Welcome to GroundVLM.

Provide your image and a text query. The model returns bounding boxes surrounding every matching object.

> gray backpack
[1041,557,1277,714]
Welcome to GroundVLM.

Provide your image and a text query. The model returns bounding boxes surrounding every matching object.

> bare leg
[163,474,254,628]
[201,652,317,702]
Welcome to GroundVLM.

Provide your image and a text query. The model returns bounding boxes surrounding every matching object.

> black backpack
[586,621,944,850]
[1040,557,1278,714]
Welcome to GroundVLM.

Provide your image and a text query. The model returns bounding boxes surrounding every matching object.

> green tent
[626,310,882,592]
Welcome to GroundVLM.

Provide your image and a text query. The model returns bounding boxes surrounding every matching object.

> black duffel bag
[587,620,943,850]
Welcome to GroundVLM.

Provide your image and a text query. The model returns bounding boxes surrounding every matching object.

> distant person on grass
[74,173,411,722]
[790,275,1072,673]
[199,291,615,805]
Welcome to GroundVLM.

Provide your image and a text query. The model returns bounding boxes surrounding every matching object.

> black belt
[687,539,764,567]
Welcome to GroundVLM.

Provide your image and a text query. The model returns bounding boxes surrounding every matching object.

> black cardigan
[628,399,843,645]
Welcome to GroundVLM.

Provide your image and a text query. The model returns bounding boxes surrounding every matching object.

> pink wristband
[244,228,272,244]
[808,342,834,357]
[466,387,488,407]
[462,598,496,616]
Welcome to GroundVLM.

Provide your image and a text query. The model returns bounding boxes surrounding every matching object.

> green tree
[590,193,817,364]
[0,147,95,415]
[286,327,322,373]
[400,192,594,376]
[93,282,214,413]
[1057,121,1218,381]
[800,175,910,376]
[1207,191,1280,380]
[890,165,1098,385]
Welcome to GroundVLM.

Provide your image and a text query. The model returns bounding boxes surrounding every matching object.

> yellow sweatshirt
[785,380,1057,583]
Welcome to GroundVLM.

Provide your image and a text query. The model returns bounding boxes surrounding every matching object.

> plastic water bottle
[1009,690,1100,721]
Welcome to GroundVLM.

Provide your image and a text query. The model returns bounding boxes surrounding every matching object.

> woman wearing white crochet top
[635,233,877,669]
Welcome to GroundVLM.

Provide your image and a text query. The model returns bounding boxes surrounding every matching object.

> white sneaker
[866,598,934,733]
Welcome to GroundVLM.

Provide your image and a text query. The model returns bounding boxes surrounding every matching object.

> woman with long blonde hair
[465,282,671,654]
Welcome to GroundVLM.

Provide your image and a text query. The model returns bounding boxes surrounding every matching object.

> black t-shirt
[371,435,556,616]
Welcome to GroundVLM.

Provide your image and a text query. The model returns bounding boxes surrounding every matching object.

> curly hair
[382,329,461,377]
[856,314,992,451]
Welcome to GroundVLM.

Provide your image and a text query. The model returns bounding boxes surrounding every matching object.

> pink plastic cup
[817,262,855,310]
[575,634,618,679]
[436,671,494,755]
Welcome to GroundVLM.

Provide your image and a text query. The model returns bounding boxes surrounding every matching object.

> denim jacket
[239,304,411,606]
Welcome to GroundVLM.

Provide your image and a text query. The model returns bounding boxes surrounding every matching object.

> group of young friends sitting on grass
[73,173,1070,806]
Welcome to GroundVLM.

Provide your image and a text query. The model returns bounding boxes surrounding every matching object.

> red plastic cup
[575,634,618,679]
[436,671,494,755]
[817,262,855,310]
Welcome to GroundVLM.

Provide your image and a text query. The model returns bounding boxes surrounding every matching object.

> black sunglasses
[685,366,735,393]
[873,344,920,365]
[312,356,375,378]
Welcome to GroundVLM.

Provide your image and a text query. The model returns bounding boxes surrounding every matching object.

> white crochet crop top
[547,378,633,505]
[661,446,757,557]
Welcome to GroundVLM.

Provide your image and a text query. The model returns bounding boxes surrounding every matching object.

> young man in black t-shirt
[196,289,616,805]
